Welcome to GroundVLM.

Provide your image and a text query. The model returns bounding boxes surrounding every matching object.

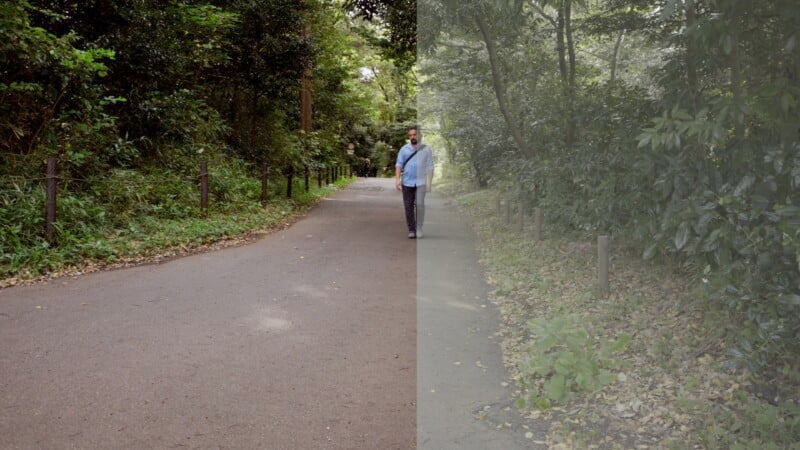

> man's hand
[395,178,402,191]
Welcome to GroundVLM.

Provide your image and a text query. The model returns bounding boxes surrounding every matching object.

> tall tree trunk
[729,31,744,144]
[249,94,259,155]
[685,0,699,112]
[610,29,626,82]
[565,0,575,91]
[564,0,577,153]
[555,4,568,85]
[300,19,312,133]
[474,12,533,160]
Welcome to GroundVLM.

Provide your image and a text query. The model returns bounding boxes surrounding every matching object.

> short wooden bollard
[261,163,270,206]
[317,169,322,188]
[45,157,57,243]
[598,235,609,296]
[325,167,330,185]
[286,168,294,199]
[304,165,310,192]
[533,207,542,241]
[200,161,208,215]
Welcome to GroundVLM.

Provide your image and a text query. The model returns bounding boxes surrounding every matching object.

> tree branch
[527,0,558,29]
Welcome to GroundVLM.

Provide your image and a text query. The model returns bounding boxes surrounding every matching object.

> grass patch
[1,174,355,286]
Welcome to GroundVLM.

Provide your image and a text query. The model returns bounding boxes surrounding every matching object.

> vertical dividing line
[45,157,57,243]
[534,207,542,241]
[504,196,512,226]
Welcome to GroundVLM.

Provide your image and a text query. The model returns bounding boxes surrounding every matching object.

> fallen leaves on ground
[450,187,799,449]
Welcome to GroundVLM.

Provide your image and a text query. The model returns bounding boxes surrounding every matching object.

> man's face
[408,129,418,145]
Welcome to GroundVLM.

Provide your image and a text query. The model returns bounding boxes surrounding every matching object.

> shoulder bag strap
[401,149,419,171]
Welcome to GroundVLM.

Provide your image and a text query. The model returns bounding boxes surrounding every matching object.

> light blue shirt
[395,144,434,187]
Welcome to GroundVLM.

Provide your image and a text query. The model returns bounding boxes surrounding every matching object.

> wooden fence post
[598,235,609,296]
[286,167,294,198]
[517,186,525,233]
[261,163,269,207]
[304,165,310,192]
[200,161,208,215]
[45,157,57,243]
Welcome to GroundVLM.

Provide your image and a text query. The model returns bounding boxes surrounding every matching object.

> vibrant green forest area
[1,0,414,279]
[420,0,799,387]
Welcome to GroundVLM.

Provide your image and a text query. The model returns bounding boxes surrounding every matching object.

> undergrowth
[446,183,800,450]
[0,167,353,284]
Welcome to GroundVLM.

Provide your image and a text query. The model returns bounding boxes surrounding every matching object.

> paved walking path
[0,178,530,449]
[417,190,533,450]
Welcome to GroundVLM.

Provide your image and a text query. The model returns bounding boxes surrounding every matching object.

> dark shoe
[407,231,416,239]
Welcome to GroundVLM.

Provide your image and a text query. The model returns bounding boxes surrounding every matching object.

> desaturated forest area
[0,0,415,280]
[418,0,800,447]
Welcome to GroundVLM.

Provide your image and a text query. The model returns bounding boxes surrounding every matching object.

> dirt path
[0,178,530,449]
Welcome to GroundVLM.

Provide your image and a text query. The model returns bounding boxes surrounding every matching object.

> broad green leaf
[674,222,690,250]
[543,373,567,403]
[643,242,658,260]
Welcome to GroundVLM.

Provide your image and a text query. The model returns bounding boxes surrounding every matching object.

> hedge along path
[451,188,795,449]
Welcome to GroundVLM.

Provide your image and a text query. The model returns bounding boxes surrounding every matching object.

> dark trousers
[402,185,427,232]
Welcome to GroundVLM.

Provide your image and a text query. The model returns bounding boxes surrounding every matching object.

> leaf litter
[450,188,800,449]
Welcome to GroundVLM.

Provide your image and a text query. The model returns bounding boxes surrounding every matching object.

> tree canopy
[420,0,800,373]
[0,0,414,276]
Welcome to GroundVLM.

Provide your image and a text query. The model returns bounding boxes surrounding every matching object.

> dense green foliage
[421,0,800,374]
[0,0,413,277]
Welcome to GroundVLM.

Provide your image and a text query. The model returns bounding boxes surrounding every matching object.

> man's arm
[395,166,403,191]
[426,169,433,192]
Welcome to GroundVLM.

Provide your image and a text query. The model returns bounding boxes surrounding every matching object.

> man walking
[395,126,434,239]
